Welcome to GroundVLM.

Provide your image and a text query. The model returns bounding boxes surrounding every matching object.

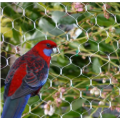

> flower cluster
[44,101,55,116]
[72,2,84,12]
[90,87,100,96]
[43,87,66,116]
[102,4,111,19]
[110,104,120,113]
[116,105,120,113]
[53,87,66,107]
[100,71,119,85]
[109,27,115,32]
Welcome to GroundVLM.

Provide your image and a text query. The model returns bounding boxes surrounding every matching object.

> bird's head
[33,40,57,67]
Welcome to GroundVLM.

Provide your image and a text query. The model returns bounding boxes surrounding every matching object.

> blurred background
[1,2,120,118]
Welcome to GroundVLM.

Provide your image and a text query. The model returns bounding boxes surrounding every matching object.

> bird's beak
[52,47,59,53]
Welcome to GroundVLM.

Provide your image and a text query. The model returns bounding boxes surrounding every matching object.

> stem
[89,107,99,117]
[52,47,119,68]
[67,51,119,59]
[111,41,120,64]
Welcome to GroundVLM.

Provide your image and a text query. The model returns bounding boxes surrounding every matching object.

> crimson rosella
[2,40,57,118]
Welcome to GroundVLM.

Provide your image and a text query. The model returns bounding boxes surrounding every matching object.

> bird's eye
[46,43,51,48]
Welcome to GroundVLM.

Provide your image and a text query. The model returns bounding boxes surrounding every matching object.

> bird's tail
[1,94,30,118]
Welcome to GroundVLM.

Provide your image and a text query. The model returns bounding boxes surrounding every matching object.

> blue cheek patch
[43,49,53,56]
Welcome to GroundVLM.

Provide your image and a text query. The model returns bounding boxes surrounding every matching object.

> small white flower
[94,87,98,91]
[100,27,104,30]
[111,27,115,30]
[94,90,100,96]
[90,87,100,96]
[44,104,48,109]
[48,106,55,116]
[102,78,106,83]
[44,109,49,115]
[99,101,105,105]
[90,89,94,95]
[44,101,55,116]
[90,87,100,95]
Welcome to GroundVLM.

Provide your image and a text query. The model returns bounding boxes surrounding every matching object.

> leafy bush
[1,2,120,118]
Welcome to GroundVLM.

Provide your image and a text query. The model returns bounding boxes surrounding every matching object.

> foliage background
[1,2,120,118]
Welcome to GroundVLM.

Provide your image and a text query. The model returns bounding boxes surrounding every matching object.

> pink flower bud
[77,8,84,12]
[116,107,120,112]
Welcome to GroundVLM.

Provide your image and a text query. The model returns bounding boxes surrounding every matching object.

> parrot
[1,40,57,118]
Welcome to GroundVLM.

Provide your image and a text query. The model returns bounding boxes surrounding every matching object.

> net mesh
[1,2,120,118]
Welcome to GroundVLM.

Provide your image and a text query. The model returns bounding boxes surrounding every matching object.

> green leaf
[0,86,4,101]
[99,41,115,53]
[27,30,46,41]
[1,27,13,38]
[105,37,112,44]
[21,20,34,33]
[65,98,86,113]
[116,15,120,23]
[72,98,86,111]
[116,28,120,34]
[28,96,39,105]
[1,3,21,19]
[57,55,69,66]
[61,2,71,7]
[63,111,80,118]
[39,18,65,37]
[39,18,55,32]
[88,40,98,52]
[52,11,66,23]
[12,29,20,42]
[23,104,29,114]
[38,2,47,9]
[102,114,116,118]
[59,13,81,24]
[97,14,115,27]
[69,42,84,49]
[92,58,101,74]
[21,2,33,9]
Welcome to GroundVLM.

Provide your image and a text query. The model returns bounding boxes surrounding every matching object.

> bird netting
[1,2,120,118]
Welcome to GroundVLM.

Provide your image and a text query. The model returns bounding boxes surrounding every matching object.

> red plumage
[8,63,26,96]
[2,40,57,118]
[4,40,57,100]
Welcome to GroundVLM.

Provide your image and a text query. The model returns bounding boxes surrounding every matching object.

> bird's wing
[4,56,26,101]
[10,56,48,99]
[5,56,26,84]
